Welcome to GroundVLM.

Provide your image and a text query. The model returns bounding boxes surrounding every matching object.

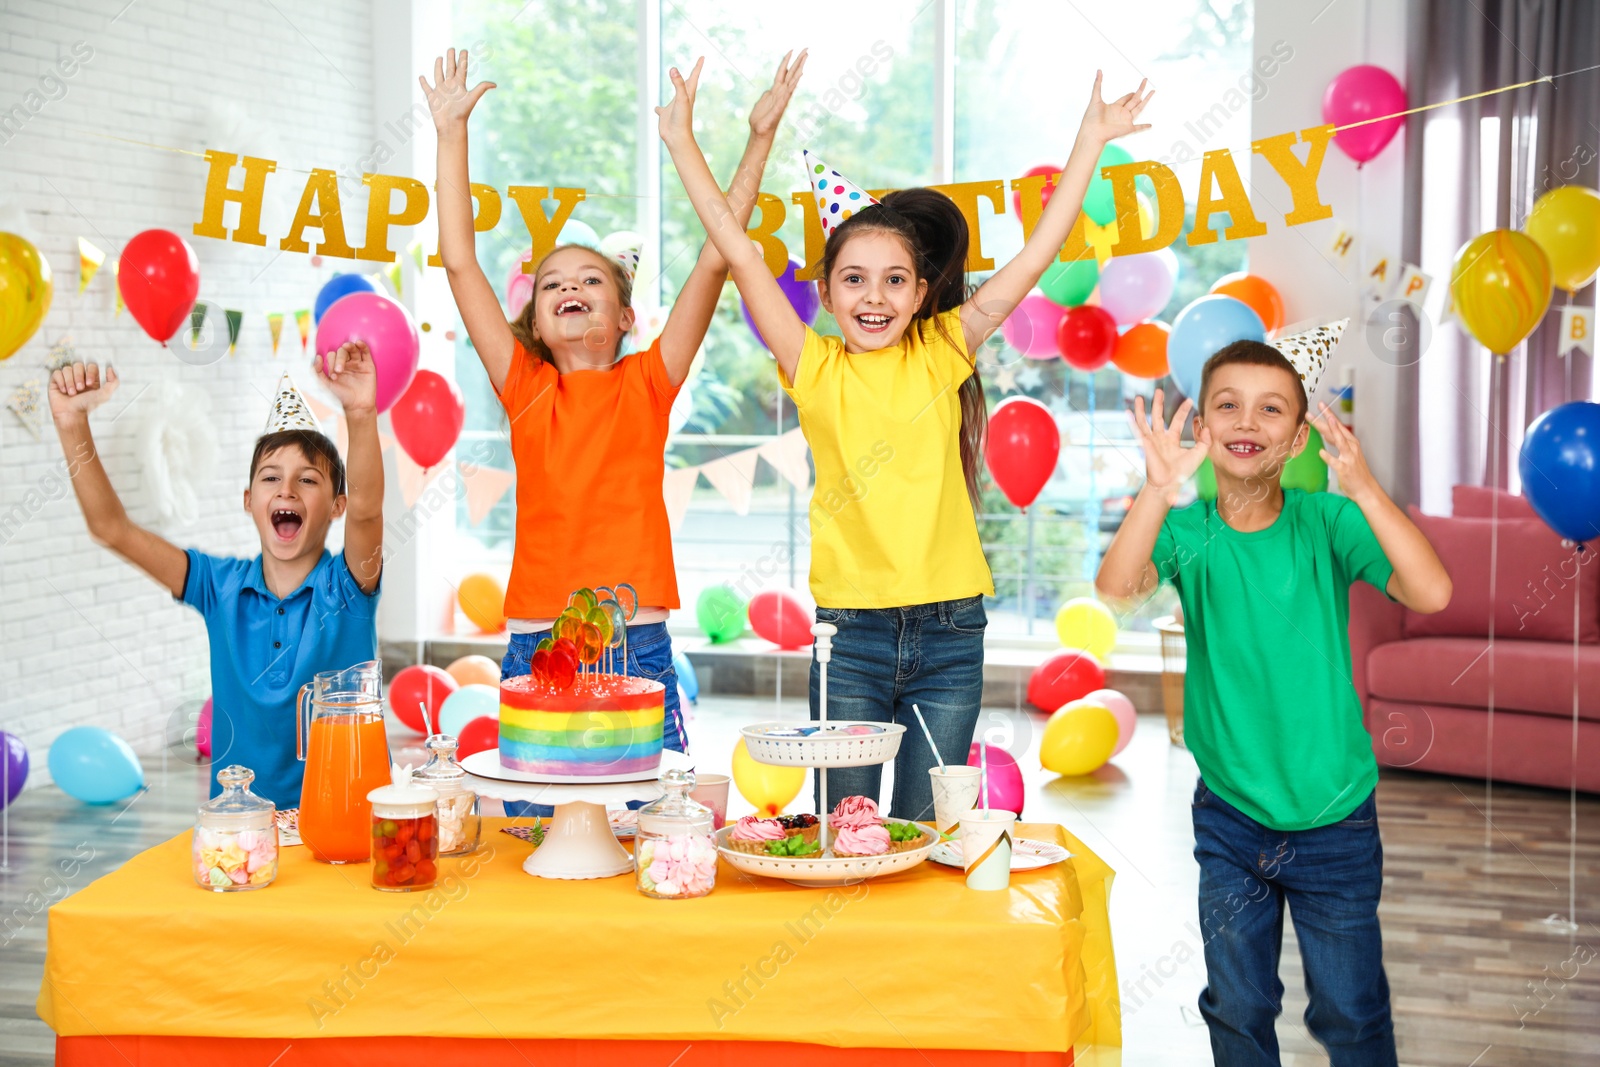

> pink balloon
[506,252,535,317]
[196,697,212,759]
[315,293,420,413]
[747,589,813,650]
[1003,293,1068,359]
[967,742,1025,817]
[1097,249,1178,326]
[1084,688,1137,757]
[1322,65,1406,165]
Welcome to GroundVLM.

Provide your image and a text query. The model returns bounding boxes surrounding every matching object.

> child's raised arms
[960,72,1152,356]
[316,341,383,593]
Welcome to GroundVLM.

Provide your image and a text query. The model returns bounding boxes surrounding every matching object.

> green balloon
[1195,424,1328,500]
[1083,144,1134,226]
[696,584,748,644]
[1039,256,1099,307]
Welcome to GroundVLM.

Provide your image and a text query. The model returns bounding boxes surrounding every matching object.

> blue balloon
[673,652,699,704]
[1166,295,1267,401]
[558,219,601,250]
[313,273,378,324]
[1519,400,1600,545]
[439,684,500,738]
[48,726,143,805]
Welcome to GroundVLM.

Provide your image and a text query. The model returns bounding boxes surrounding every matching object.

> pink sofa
[1349,486,1600,793]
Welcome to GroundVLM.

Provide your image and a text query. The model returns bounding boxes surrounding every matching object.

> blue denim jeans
[1192,780,1397,1067]
[808,596,986,822]
[499,620,686,817]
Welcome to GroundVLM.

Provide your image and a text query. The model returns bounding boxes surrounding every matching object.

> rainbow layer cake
[499,674,665,777]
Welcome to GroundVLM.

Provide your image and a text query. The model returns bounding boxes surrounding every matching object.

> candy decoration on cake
[804,150,879,240]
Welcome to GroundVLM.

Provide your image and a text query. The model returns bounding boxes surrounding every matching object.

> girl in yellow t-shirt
[659,62,1151,819]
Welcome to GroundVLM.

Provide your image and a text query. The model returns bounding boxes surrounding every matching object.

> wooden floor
[2,700,1596,1066]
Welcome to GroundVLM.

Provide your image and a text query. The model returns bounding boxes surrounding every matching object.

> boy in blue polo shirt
[1097,327,1451,1066]
[49,343,385,806]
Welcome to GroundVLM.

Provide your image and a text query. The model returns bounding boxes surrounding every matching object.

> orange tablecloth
[41,819,1117,1058]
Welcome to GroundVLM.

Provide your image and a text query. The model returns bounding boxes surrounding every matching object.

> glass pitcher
[297,661,391,863]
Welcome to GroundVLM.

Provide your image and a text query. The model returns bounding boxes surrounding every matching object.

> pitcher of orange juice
[297,661,391,863]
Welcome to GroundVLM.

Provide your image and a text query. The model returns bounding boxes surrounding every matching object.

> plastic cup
[689,773,730,830]
[959,808,1017,891]
[928,765,983,832]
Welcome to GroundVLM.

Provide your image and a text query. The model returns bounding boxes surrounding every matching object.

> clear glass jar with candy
[412,733,480,856]
[368,780,439,892]
[634,768,717,899]
[194,765,279,892]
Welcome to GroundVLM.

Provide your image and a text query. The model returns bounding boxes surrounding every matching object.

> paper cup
[929,766,983,832]
[689,773,730,830]
[959,809,1017,891]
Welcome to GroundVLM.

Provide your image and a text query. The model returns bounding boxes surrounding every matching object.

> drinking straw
[421,700,436,739]
[911,704,944,771]
[980,741,990,813]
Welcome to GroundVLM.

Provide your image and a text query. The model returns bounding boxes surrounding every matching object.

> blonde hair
[507,244,635,365]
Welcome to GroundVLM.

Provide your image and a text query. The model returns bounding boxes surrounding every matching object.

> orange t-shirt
[496,339,682,619]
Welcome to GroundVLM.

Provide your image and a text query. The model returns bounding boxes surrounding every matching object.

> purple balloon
[1,731,28,810]
[742,258,820,349]
[1098,249,1179,326]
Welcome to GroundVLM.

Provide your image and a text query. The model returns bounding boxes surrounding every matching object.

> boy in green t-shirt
[1097,336,1451,1066]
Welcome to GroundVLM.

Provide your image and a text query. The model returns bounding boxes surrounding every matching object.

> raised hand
[1079,71,1154,145]
[419,48,495,132]
[748,49,807,138]
[1312,404,1377,504]
[656,57,705,149]
[49,361,119,424]
[315,341,377,416]
[1129,387,1209,496]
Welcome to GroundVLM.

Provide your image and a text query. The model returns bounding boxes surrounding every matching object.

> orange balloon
[1209,272,1284,334]
[1112,321,1170,379]
[458,573,506,633]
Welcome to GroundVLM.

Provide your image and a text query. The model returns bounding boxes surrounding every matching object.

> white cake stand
[462,748,693,880]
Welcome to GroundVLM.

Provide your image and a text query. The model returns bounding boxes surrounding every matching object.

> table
[40,819,1119,1065]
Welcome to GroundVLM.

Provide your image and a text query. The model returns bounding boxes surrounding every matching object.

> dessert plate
[928,837,1070,872]
[716,819,937,887]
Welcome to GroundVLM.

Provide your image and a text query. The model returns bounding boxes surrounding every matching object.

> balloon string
[1568,552,1581,932]
[1484,367,1501,850]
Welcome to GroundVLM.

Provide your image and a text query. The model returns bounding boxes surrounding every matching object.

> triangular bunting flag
[460,462,517,525]
[265,374,322,434]
[395,450,444,508]
[78,237,105,294]
[112,259,124,316]
[385,260,403,297]
[1272,319,1347,396]
[188,303,208,349]
[267,313,284,355]
[803,150,879,240]
[225,309,244,356]
[407,238,425,273]
[699,447,760,516]
[758,428,811,491]
[295,309,312,353]
[662,465,699,531]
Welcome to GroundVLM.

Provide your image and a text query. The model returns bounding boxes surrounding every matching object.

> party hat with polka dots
[601,231,643,283]
[804,151,878,240]
[1272,318,1347,395]
[264,373,322,435]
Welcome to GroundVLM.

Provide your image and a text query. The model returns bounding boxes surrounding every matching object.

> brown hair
[507,244,635,365]
[1198,340,1307,423]
[250,431,346,496]
[818,188,986,508]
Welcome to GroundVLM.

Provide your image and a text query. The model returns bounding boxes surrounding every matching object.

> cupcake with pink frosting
[828,795,930,855]
[831,823,892,857]
[726,815,788,854]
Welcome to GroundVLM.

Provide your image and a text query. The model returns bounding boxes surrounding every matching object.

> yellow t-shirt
[780,309,995,609]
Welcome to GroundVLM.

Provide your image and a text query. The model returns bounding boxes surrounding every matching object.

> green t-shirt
[1153,489,1395,831]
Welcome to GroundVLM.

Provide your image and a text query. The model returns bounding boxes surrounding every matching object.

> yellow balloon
[0,233,54,362]
[1054,597,1118,661]
[731,738,805,816]
[1085,194,1156,265]
[1525,185,1600,295]
[1040,703,1119,776]
[1449,229,1552,355]
[458,573,507,633]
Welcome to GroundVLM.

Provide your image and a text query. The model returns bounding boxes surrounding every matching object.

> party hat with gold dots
[1273,319,1347,395]
[264,373,322,434]
[803,151,878,240]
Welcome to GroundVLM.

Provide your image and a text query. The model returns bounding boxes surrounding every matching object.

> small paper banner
[1394,264,1432,308]
[407,238,425,273]
[78,237,105,294]
[267,313,284,355]
[385,260,403,297]
[460,462,516,525]
[295,309,312,352]
[699,447,760,516]
[225,309,244,356]
[1559,306,1594,357]
[662,465,699,531]
[758,428,811,491]
[395,450,444,508]
[112,259,124,315]
[1327,220,1356,263]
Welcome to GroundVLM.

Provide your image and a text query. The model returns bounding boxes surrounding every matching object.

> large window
[451,0,1254,634]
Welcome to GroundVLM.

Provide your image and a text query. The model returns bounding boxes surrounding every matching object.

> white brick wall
[0,0,378,786]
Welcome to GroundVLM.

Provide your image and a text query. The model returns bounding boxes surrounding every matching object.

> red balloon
[457,715,499,758]
[389,664,458,734]
[984,396,1060,509]
[747,589,813,650]
[1027,649,1106,713]
[390,370,465,469]
[1011,164,1060,220]
[1055,305,1118,371]
[119,229,200,344]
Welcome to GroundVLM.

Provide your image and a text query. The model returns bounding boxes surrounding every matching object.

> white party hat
[264,373,322,435]
[1273,319,1347,395]
[803,150,878,240]
[599,230,643,283]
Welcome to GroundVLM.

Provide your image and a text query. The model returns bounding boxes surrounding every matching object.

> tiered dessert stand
[717,622,939,887]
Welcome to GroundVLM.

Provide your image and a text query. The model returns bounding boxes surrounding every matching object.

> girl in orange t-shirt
[423,48,806,759]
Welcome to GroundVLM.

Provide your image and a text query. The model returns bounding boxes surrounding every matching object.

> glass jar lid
[198,765,275,818]
[637,768,712,836]
[367,782,439,819]
[413,734,467,790]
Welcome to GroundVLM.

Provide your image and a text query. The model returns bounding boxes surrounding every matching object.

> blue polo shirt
[181,548,379,807]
